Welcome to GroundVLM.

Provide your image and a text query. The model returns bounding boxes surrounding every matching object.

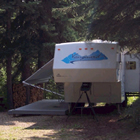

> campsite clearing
[0,111,140,140]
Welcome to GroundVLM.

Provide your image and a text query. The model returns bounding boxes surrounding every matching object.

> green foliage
[0,0,90,105]
[0,0,88,69]
[0,64,7,103]
[0,67,6,88]
[44,78,64,100]
[127,96,139,106]
[87,0,140,50]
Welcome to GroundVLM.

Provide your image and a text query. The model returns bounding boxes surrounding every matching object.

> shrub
[125,97,140,126]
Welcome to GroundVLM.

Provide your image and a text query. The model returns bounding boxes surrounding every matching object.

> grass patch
[12,126,22,130]
[127,96,139,106]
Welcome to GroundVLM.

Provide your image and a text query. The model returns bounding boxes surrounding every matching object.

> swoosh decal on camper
[62,50,108,64]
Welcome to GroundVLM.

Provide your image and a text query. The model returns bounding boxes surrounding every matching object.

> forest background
[0,0,140,109]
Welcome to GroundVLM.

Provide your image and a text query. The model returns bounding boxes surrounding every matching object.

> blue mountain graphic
[62,50,108,64]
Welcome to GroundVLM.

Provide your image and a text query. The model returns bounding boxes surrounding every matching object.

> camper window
[126,61,136,70]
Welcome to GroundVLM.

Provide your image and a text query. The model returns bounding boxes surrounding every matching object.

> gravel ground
[0,111,140,140]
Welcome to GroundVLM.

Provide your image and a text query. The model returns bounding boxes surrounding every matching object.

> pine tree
[87,0,140,50]
[0,0,16,109]
[0,0,90,108]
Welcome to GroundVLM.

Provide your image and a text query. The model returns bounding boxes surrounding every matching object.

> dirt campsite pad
[0,110,140,140]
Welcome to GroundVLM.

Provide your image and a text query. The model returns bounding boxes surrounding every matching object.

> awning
[24,59,54,84]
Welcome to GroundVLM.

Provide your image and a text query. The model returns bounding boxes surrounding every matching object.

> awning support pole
[22,81,64,97]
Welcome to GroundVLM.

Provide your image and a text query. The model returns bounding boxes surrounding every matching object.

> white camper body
[53,41,140,104]
[53,41,120,83]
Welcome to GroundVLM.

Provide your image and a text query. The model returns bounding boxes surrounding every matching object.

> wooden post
[25,86,30,105]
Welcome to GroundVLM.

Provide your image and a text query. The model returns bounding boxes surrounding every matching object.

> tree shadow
[0,105,134,140]
[0,104,118,126]
[24,137,50,140]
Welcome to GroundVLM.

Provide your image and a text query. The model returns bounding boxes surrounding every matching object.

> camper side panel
[125,55,140,92]
[64,82,122,103]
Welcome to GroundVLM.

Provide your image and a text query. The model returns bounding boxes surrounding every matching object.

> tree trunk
[37,48,45,88]
[21,58,31,81]
[6,7,14,109]
[6,55,13,109]
[21,56,31,105]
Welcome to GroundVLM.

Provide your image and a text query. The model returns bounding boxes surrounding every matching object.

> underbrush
[122,97,140,128]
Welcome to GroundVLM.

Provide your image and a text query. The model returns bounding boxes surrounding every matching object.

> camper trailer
[8,40,140,115]
[53,41,124,104]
